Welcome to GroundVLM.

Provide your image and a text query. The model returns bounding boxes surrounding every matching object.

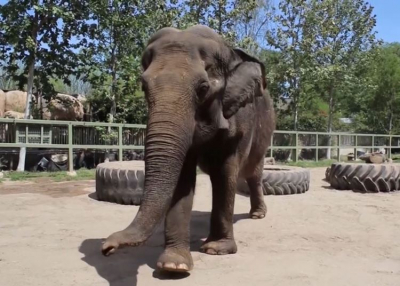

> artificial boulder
[359,152,390,164]
[4,110,32,119]
[264,157,276,165]
[4,90,29,113]
[42,93,85,121]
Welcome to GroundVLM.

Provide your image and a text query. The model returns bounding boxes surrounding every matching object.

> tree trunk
[288,93,299,162]
[326,88,334,160]
[389,93,394,134]
[217,0,223,34]
[105,6,117,163]
[293,98,298,131]
[16,60,35,172]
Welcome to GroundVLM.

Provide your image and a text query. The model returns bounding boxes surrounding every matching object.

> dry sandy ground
[0,168,400,286]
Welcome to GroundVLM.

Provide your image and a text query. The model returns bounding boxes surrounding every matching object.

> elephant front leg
[201,157,238,255]
[157,154,197,273]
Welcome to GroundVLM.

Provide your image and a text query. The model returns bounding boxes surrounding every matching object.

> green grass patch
[281,159,338,168]
[391,154,400,160]
[0,168,96,183]
[281,157,400,168]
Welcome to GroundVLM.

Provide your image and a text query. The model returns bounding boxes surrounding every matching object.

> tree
[347,43,400,135]
[178,0,262,47]
[83,0,179,126]
[371,43,400,134]
[0,1,89,171]
[308,0,380,158]
[233,0,275,53]
[266,0,315,131]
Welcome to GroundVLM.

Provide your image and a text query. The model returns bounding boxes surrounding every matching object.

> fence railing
[1,118,400,172]
[0,118,146,172]
[270,131,400,162]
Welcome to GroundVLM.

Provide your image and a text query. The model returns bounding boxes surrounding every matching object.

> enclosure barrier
[1,118,400,172]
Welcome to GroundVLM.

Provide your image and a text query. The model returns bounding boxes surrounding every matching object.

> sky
[0,0,398,43]
[369,0,400,43]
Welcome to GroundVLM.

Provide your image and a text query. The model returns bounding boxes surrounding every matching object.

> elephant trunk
[101,68,196,256]
[119,108,194,243]
[137,116,192,233]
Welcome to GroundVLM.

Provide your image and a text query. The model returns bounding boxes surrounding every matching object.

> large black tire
[328,162,400,193]
[325,167,331,182]
[261,165,310,195]
[238,165,310,195]
[95,161,145,205]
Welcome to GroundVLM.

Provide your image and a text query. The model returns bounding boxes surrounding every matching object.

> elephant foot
[250,199,267,219]
[200,238,237,255]
[101,229,145,256]
[157,248,193,273]
[250,206,267,219]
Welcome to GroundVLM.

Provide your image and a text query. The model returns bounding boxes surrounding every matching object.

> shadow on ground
[79,211,250,286]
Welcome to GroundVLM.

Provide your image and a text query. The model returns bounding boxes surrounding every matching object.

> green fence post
[25,125,28,144]
[316,134,319,162]
[118,125,123,161]
[337,134,341,161]
[15,123,19,143]
[389,135,392,159]
[295,132,299,162]
[68,123,73,173]
[372,135,375,153]
[40,125,44,144]
[270,133,274,158]
[354,135,357,161]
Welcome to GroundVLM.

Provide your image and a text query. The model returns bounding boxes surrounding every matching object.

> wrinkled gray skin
[102,25,276,273]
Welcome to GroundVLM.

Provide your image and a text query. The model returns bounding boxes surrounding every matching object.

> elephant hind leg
[246,159,267,219]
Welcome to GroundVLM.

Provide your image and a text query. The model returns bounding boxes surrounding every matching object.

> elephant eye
[197,81,210,99]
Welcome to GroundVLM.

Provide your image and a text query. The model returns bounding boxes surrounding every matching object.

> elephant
[101,25,276,273]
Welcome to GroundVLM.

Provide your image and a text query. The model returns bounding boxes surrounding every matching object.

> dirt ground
[0,167,400,286]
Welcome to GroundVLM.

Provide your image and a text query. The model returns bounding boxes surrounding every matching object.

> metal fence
[0,118,146,172]
[1,118,400,172]
[269,131,400,162]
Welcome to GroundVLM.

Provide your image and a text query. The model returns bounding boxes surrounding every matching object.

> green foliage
[284,159,337,168]
[306,0,380,136]
[0,1,90,98]
[178,0,262,47]
[1,0,396,137]
[265,0,381,136]
[95,126,118,144]
[266,0,316,130]
[349,43,400,134]
[81,0,178,124]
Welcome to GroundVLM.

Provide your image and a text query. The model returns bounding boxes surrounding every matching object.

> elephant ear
[222,48,267,119]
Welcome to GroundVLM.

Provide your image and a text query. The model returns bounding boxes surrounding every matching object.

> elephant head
[105,25,268,249]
